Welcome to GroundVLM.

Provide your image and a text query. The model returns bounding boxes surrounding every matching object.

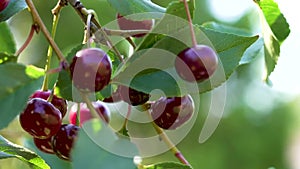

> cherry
[19,98,62,139]
[30,90,67,118]
[151,95,194,130]
[69,102,110,126]
[117,13,154,37]
[102,89,122,103]
[93,101,111,123]
[0,0,9,12]
[69,48,112,92]
[33,137,54,154]
[52,124,80,161]
[118,85,150,106]
[175,45,218,82]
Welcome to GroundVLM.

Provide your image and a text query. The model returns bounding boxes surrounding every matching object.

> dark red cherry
[33,137,54,154]
[69,48,112,92]
[102,89,122,103]
[30,90,67,118]
[19,98,62,139]
[52,124,80,161]
[0,0,9,12]
[118,85,150,106]
[69,102,110,126]
[175,45,218,82]
[151,95,194,130]
[117,13,154,37]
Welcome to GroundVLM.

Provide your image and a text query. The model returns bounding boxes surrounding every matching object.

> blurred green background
[1,0,300,169]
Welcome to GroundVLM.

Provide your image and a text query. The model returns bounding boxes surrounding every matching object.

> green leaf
[107,0,165,20]
[254,0,287,76]
[0,135,50,169]
[239,38,264,65]
[0,22,16,54]
[0,52,17,64]
[255,0,290,42]
[0,63,44,129]
[0,0,27,23]
[113,26,258,96]
[202,21,252,36]
[72,120,138,169]
[143,162,192,169]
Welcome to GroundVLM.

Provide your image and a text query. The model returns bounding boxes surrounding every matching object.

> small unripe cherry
[69,48,112,92]
[117,13,154,38]
[175,45,218,82]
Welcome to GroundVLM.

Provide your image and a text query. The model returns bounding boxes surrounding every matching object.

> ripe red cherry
[30,90,67,118]
[19,98,62,139]
[52,124,80,161]
[69,48,112,92]
[118,85,150,106]
[151,95,194,130]
[69,102,110,126]
[33,137,54,154]
[175,45,218,82]
[117,13,154,37]
[0,0,9,12]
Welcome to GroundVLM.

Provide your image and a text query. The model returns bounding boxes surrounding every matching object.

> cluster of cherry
[18,12,218,161]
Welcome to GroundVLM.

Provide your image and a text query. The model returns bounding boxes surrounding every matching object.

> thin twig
[147,112,191,166]
[85,13,93,48]
[14,24,36,56]
[25,0,66,62]
[66,0,124,62]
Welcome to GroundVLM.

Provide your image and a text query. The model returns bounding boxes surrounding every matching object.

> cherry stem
[76,103,81,126]
[121,105,131,131]
[126,37,136,49]
[14,24,36,57]
[85,13,93,48]
[25,0,66,63]
[182,0,197,47]
[46,89,54,102]
[147,112,191,166]
[42,1,63,91]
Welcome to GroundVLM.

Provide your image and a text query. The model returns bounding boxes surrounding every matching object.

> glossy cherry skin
[19,98,62,139]
[151,95,194,130]
[30,90,67,118]
[52,124,80,161]
[118,85,150,106]
[117,13,154,37]
[0,0,9,12]
[33,137,54,154]
[69,48,112,92]
[69,102,110,126]
[175,45,218,82]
